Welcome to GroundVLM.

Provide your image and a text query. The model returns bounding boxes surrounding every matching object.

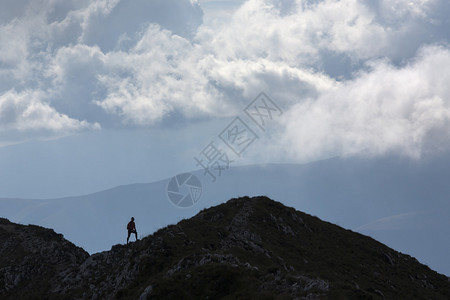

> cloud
[0,0,449,157]
[278,45,450,160]
[0,0,203,144]
[95,24,232,125]
[0,89,100,144]
[378,0,436,19]
[94,0,449,126]
[78,0,203,51]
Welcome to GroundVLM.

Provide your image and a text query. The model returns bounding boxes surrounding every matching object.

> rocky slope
[1,196,449,299]
[0,218,89,298]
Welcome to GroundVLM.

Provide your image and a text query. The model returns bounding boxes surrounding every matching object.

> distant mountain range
[1,196,449,299]
[1,157,450,276]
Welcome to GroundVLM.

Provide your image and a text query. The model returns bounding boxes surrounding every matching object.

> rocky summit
[1,196,449,299]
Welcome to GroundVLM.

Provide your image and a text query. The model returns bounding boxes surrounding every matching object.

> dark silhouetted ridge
[1,196,449,299]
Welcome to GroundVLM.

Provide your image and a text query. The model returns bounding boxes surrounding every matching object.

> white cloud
[78,0,203,50]
[197,0,389,65]
[0,0,203,144]
[0,89,100,142]
[93,0,449,127]
[0,0,449,157]
[278,45,450,160]
[95,24,231,125]
[379,0,436,19]
[94,22,336,125]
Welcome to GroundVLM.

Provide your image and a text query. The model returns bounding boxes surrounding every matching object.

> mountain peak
[1,196,449,299]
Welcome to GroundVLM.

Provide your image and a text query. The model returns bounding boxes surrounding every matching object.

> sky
[0,0,449,198]
[1,0,450,277]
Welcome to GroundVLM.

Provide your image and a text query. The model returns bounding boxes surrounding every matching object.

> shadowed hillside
[0,218,89,299]
[1,196,449,299]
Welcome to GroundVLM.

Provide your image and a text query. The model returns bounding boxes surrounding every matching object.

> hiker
[127,217,138,244]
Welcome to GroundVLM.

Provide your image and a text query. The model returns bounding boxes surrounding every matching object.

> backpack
[127,221,134,230]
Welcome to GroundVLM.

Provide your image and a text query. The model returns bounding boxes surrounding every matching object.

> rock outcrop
[0,218,88,299]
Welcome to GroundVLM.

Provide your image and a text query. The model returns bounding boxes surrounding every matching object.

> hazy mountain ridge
[1,196,449,299]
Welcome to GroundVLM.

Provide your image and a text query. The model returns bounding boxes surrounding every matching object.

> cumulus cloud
[94,0,389,124]
[93,0,449,127]
[0,0,449,158]
[278,45,450,160]
[0,89,100,145]
[378,0,436,19]
[0,0,203,143]
[78,0,203,50]
[95,24,232,125]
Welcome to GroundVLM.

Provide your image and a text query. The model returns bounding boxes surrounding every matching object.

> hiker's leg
[127,231,131,244]
[134,230,138,241]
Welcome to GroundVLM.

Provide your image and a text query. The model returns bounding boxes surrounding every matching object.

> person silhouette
[127,217,138,244]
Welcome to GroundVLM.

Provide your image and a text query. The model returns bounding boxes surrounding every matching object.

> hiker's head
[131,217,135,221]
